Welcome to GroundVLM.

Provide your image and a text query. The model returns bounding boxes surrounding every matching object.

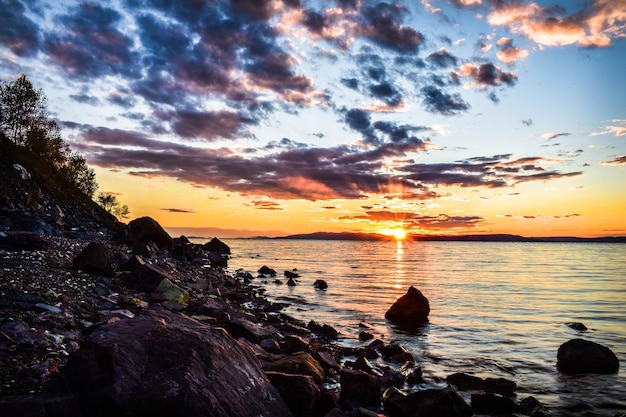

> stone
[266,371,320,417]
[557,338,619,374]
[359,331,374,341]
[313,279,328,289]
[284,270,299,278]
[471,392,517,415]
[208,252,227,268]
[284,334,311,354]
[127,216,173,250]
[47,308,292,417]
[380,343,411,361]
[0,232,53,251]
[518,396,551,417]
[399,362,423,384]
[287,277,297,286]
[125,263,173,293]
[385,286,430,327]
[153,278,189,309]
[227,317,280,344]
[72,242,115,277]
[202,237,231,254]
[308,320,339,339]
[266,352,325,386]
[446,372,516,396]
[566,322,588,331]
[339,368,382,409]
[258,265,277,275]
[384,385,471,417]
[315,351,341,372]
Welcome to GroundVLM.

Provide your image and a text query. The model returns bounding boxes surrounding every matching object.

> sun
[393,228,407,240]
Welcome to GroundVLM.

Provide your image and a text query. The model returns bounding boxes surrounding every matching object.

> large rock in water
[49,308,293,417]
[127,216,173,250]
[202,237,231,254]
[557,338,619,374]
[385,286,430,326]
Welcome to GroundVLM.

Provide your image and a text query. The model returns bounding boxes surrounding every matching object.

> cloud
[601,155,626,166]
[358,3,424,53]
[340,210,484,230]
[521,119,533,126]
[486,1,626,48]
[495,37,529,66]
[456,62,517,88]
[250,200,284,210]
[590,120,626,137]
[70,93,101,106]
[426,48,459,68]
[167,109,257,141]
[420,85,470,115]
[0,1,41,57]
[542,132,572,140]
[161,208,197,214]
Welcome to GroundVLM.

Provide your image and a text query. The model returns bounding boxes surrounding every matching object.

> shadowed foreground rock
[385,286,430,327]
[557,338,619,374]
[48,307,293,417]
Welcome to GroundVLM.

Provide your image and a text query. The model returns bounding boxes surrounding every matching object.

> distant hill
[283,231,626,243]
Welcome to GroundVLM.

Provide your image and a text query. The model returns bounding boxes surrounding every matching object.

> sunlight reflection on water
[214,239,626,416]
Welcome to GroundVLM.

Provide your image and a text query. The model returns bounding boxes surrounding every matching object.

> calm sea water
[215,239,626,416]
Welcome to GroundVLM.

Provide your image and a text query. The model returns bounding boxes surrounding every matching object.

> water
[216,239,626,416]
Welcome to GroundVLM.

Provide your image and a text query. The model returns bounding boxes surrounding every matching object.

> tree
[96,192,130,220]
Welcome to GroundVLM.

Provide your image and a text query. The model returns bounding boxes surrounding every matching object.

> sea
[210,238,626,416]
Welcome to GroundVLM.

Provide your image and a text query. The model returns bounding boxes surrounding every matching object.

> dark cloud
[250,201,284,210]
[522,119,533,126]
[358,3,424,53]
[70,93,100,106]
[420,86,470,115]
[0,0,41,56]
[168,109,257,140]
[341,210,484,230]
[426,49,459,68]
[601,155,626,166]
[341,78,359,89]
[543,132,571,140]
[161,208,197,214]
[460,62,517,87]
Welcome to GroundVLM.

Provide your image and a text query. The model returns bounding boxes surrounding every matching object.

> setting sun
[393,228,407,240]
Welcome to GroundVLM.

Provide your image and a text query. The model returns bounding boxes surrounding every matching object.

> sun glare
[393,228,407,240]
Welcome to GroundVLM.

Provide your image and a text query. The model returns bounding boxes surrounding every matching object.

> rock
[339,368,382,409]
[399,362,423,384]
[284,270,299,278]
[359,331,374,341]
[48,308,292,417]
[202,237,231,254]
[314,351,341,372]
[284,334,311,354]
[259,265,277,275]
[0,232,53,251]
[557,338,619,374]
[380,343,412,363]
[566,322,588,331]
[308,321,339,339]
[13,163,31,180]
[124,263,173,292]
[287,277,297,286]
[266,352,325,386]
[207,252,227,268]
[313,279,328,289]
[518,396,551,417]
[446,372,516,396]
[227,317,280,344]
[127,216,173,250]
[385,286,430,327]
[153,278,189,309]
[266,371,320,417]
[72,242,115,277]
[384,385,471,417]
[471,392,517,415]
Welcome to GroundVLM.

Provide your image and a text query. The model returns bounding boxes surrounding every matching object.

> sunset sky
[1,0,625,238]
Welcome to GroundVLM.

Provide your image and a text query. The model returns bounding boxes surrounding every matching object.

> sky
[1,0,625,238]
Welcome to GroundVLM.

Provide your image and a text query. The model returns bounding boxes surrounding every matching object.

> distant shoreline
[187,232,626,243]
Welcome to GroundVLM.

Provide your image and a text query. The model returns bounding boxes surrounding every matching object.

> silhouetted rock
[284,270,299,278]
[259,265,277,275]
[518,396,551,417]
[48,308,292,417]
[557,338,619,374]
[124,263,172,293]
[339,368,382,409]
[313,279,328,289]
[287,277,297,286]
[266,352,325,386]
[266,371,320,417]
[127,216,172,250]
[383,385,471,417]
[399,362,423,384]
[566,322,588,331]
[307,320,339,339]
[72,242,115,277]
[380,343,414,363]
[471,392,517,415]
[283,335,310,354]
[385,286,430,327]
[208,252,227,267]
[446,372,516,396]
[202,237,230,254]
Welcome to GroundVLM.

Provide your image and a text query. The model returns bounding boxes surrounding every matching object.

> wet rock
[446,372,516,396]
[385,286,430,327]
[259,265,277,275]
[227,317,280,344]
[284,334,311,354]
[284,270,299,278]
[315,351,341,372]
[308,320,339,339]
[208,252,227,268]
[266,352,325,386]
[380,343,413,363]
[384,385,471,417]
[266,371,320,417]
[566,322,588,331]
[359,331,374,341]
[72,242,115,277]
[202,237,231,254]
[127,216,173,250]
[399,362,423,384]
[471,392,517,415]
[48,308,292,417]
[518,396,551,417]
[287,277,297,286]
[557,338,619,374]
[339,368,381,409]
[313,279,328,289]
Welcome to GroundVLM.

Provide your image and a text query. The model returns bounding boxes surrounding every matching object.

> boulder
[399,362,423,384]
[446,372,516,396]
[284,270,299,278]
[339,368,382,409]
[518,396,551,417]
[153,278,189,309]
[471,393,516,415]
[72,242,115,277]
[48,308,292,417]
[202,237,231,254]
[127,216,172,250]
[307,321,338,339]
[385,286,430,326]
[208,252,228,268]
[287,277,297,286]
[566,322,587,331]
[313,279,328,289]
[227,317,280,344]
[259,265,277,275]
[557,338,619,374]
[283,335,311,354]
[383,385,471,417]
[266,352,325,386]
[124,263,173,293]
[266,371,320,417]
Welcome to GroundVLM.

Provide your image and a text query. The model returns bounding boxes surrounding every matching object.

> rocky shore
[0,217,622,417]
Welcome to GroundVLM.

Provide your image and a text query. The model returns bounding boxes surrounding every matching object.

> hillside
[0,134,119,238]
